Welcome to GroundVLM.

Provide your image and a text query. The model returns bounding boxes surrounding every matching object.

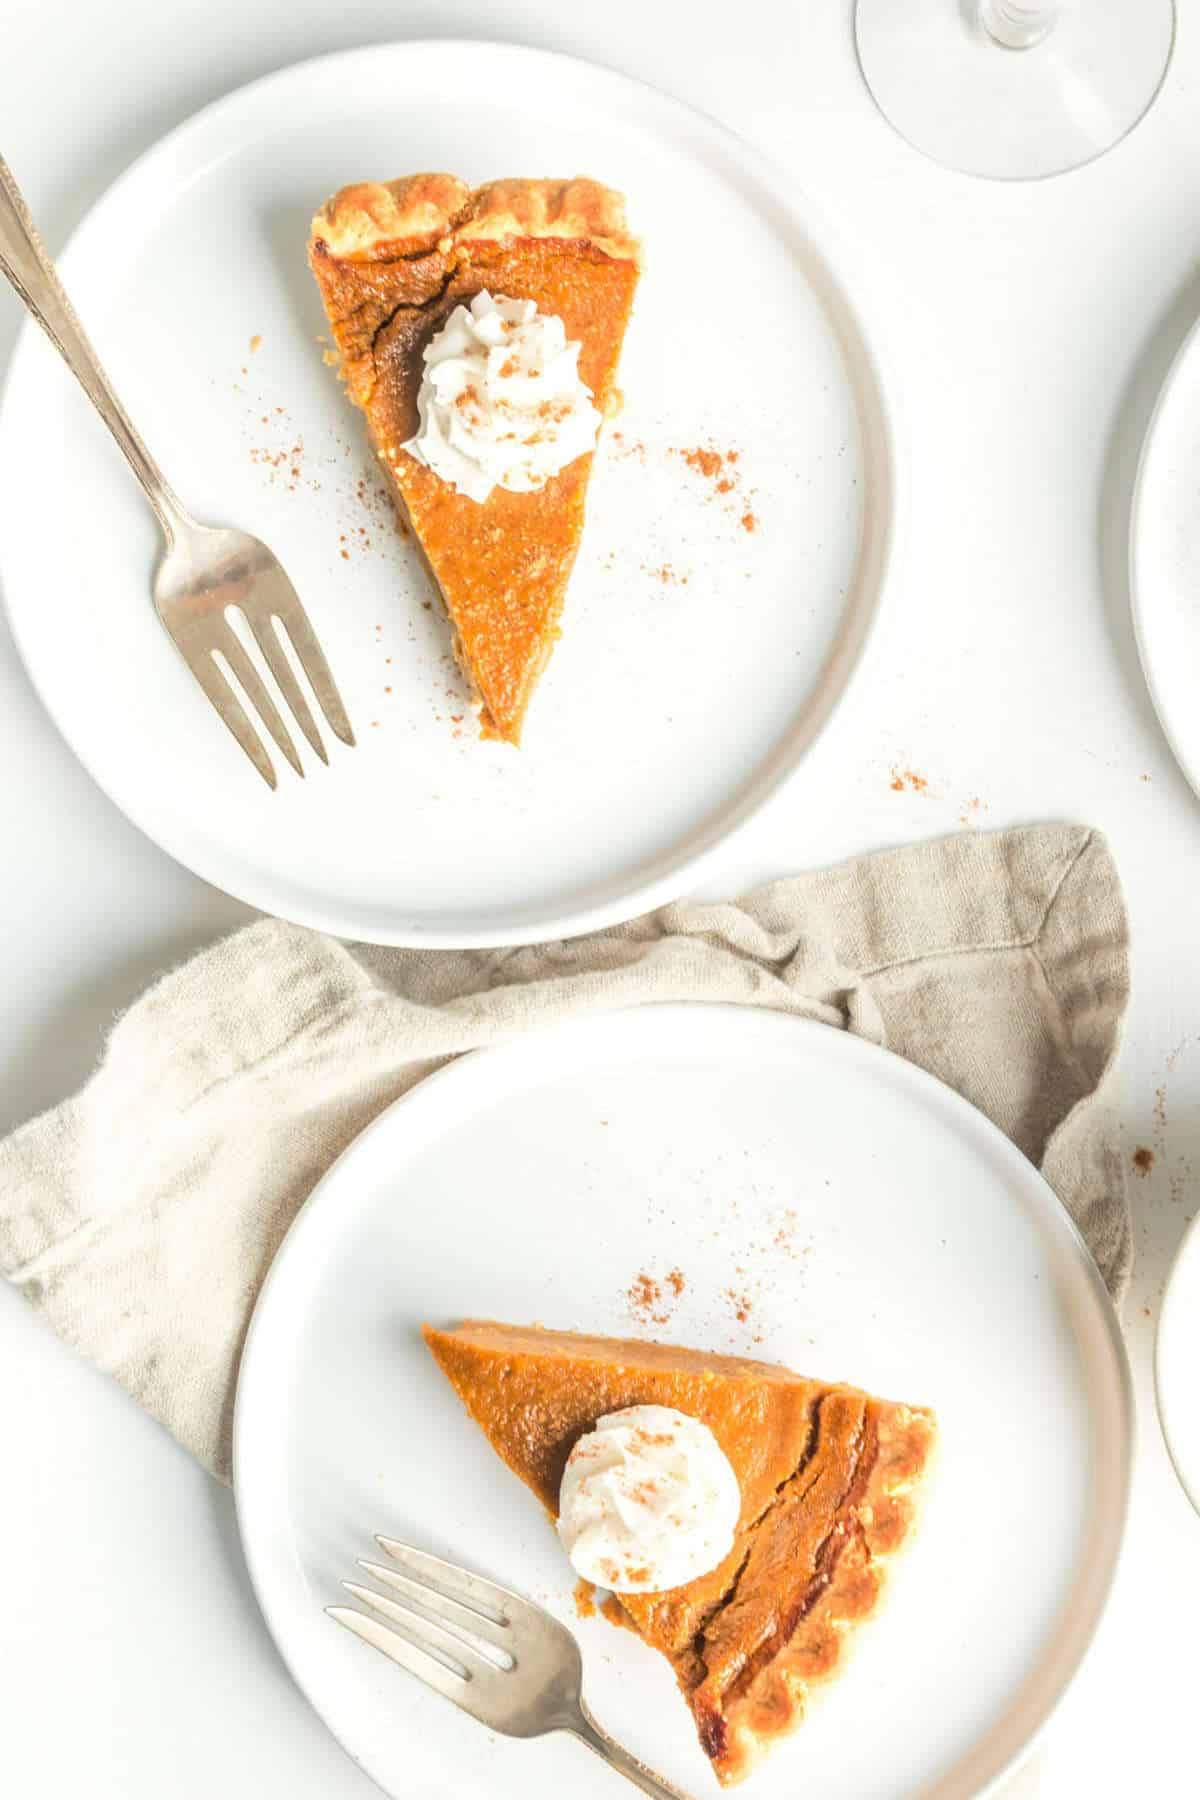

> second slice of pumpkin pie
[422,1319,935,1786]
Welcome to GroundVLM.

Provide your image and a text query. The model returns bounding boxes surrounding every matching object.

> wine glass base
[855,0,1176,181]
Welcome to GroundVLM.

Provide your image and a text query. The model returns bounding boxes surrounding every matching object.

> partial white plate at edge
[1131,307,1200,802]
[1155,1212,1200,1516]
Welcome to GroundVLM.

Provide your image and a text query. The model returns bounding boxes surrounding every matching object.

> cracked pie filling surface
[422,1320,935,1786]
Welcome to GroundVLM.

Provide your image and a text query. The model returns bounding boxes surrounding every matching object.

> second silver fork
[330,1535,693,1800]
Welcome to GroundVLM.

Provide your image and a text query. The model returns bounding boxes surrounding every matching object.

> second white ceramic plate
[0,41,895,946]
[234,1005,1130,1800]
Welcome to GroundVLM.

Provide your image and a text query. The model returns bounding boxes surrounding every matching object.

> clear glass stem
[981,0,1060,49]
[856,0,1174,180]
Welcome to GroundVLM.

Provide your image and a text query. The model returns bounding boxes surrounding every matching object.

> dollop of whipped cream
[557,1405,740,1594]
[403,291,602,503]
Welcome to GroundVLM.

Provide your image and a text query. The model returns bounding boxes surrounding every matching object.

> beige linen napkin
[0,822,1129,1488]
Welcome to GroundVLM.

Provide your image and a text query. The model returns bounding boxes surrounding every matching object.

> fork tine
[357,1558,513,1653]
[188,652,276,789]
[275,601,356,746]
[375,1538,515,1624]
[327,1605,469,1704]
[214,635,304,778]
[243,613,327,764]
[339,1581,501,1677]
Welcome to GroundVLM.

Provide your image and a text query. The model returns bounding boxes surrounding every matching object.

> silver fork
[0,155,353,788]
[329,1536,693,1799]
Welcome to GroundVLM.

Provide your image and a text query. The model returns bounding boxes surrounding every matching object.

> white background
[1,3,1197,1796]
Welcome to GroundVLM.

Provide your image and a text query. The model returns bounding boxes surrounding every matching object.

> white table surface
[1,3,1196,1795]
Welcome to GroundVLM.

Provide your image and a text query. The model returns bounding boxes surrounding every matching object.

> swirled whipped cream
[557,1405,741,1594]
[403,291,602,503]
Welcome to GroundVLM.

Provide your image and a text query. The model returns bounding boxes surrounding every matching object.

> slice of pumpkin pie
[309,175,640,743]
[423,1319,935,1785]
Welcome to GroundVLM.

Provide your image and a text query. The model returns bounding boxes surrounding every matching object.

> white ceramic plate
[1155,1213,1200,1516]
[234,1004,1131,1800]
[1132,311,1200,801]
[0,41,896,948]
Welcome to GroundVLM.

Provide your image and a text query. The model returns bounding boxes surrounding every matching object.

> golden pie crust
[309,175,640,743]
[422,1320,935,1785]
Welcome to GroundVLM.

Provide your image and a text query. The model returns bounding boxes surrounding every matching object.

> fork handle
[571,1703,694,1800]
[0,154,193,545]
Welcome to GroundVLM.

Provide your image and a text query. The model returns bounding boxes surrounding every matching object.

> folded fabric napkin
[0,822,1129,1493]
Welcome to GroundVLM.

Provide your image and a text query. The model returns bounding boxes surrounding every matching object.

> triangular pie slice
[309,175,640,743]
[423,1320,935,1786]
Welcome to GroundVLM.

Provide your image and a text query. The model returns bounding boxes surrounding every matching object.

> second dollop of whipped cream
[403,290,602,503]
[557,1405,740,1594]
